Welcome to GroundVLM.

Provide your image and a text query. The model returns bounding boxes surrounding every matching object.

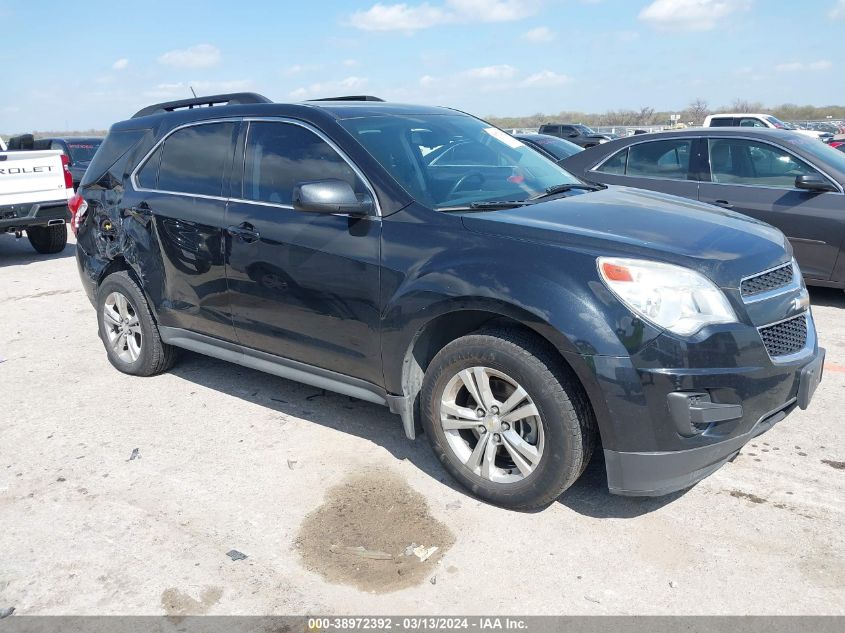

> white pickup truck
[0,143,73,254]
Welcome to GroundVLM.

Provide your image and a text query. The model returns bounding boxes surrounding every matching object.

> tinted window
[66,140,102,163]
[136,145,162,189]
[709,117,735,127]
[157,122,237,196]
[597,148,627,175]
[626,139,692,179]
[341,114,578,209]
[242,121,365,206]
[525,136,582,160]
[708,139,823,188]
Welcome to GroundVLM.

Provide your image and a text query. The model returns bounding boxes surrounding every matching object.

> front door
[225,120,383,385]
[698,137,844,280]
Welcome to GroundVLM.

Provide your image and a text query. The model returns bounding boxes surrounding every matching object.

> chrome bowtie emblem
[792,293,810,312]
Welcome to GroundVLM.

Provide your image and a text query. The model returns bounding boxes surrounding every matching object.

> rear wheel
[96,271,178,376]
[27,224,67,254]
[421,329,595,510]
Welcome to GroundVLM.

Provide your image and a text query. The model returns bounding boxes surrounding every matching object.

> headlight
[598,257,737,335]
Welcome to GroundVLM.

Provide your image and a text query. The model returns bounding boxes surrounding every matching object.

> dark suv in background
[72,93,824,509]
[538,123,616,148]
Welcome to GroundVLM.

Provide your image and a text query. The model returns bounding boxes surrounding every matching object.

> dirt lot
[1,234,843,615]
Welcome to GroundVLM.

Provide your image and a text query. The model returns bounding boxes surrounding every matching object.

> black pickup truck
[73,93,824,509]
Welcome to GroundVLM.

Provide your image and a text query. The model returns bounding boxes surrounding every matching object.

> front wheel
[421,329,595,510]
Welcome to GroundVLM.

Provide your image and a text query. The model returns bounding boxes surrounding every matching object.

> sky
[2,0,844,132]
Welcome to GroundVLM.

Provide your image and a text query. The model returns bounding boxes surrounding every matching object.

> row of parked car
[517,117,845,289]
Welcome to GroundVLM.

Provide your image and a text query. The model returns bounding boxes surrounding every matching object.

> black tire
[421,328,595,510]
[27,224,67,254]
[96,271,178,376]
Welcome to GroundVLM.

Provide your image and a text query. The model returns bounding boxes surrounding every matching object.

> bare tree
[731,98,764,113]
[687,98,710,124]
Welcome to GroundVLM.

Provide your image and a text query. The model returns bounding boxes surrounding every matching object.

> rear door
[698,137,844,280]
[588,137,701,200]
[224,119,383,385]
[128,120,239,341]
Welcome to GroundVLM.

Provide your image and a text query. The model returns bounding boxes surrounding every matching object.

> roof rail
[131,92,272,119]
[308,95,385,102]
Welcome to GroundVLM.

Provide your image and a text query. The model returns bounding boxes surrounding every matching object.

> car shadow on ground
[169,350,681,519]
[0,236,73,265]
[809,286,845,309]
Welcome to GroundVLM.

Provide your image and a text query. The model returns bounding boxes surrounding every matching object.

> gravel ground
[1,233,843,615]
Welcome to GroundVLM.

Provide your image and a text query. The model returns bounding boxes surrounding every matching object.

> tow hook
[14,230,22,239]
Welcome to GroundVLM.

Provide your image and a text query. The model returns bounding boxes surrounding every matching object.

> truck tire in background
[27,224,67,254]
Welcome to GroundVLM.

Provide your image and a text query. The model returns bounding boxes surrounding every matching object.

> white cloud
[289,76,369,100]
[521,70,570,87]
[523,26,555,42]
[112,58,129,71]
[343,59,359,67]
[775,60,832,72]
[157,44,221,69]
[349,0,538,32]
[463,64,518,80]
[419,74,437,86]
[831,0,845,19]
[638,0,751,31]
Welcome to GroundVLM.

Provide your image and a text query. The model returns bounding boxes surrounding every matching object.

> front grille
[741,263,794,297]
[759,314,808,358]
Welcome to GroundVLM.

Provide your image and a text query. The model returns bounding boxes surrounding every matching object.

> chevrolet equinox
[72,93,825,509]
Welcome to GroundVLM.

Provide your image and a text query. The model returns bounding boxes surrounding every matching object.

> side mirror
[795,174,838,193]
[292,179,374,215]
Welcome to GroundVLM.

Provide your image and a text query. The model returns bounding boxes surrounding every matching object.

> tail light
[61,154,74,190]
[830,141,844,149]
[68,193,88,235]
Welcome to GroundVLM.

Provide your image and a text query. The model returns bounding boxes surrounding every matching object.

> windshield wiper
[439,200,535,211]
[527,182,606,201]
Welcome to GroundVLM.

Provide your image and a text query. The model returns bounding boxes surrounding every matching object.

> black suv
[74,93,824,509]
[538,123,616,148]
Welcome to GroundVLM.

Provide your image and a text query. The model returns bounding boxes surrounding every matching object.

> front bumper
[0,201,70,232]
[585,315,824,497]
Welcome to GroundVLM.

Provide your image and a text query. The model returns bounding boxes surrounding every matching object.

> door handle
[226,222,260,243]
[712,200,734,209]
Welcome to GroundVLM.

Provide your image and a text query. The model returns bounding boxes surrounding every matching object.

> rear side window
[156,122,237,197]
[597,148,627,175]
[241,121,365,206]
[136,145,162,189]
[626,139,692,180]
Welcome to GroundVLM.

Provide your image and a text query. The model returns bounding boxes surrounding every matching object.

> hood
[460,186,790,288]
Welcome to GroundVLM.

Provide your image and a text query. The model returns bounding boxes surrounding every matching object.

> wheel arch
[393,304,612,449]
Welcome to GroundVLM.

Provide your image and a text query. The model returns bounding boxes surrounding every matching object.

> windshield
[67,140,102,163]
[790,135,845,175]
[766,116,796,131]
[340,114,580,209]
